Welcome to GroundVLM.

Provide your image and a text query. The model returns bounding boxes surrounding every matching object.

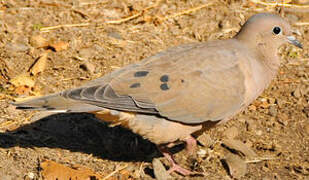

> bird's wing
[63,40,247,124]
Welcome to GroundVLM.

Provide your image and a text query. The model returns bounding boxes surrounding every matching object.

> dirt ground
[0,0,308,179]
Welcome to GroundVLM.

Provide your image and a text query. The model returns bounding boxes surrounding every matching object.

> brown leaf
[222,139,257,159]
[41,160,102,180]
[29,51,49,75]
[152,158,171,180]
[223,153,247,179]
[10,73,35,88]
[14,85,32,95]
[49,41,69,52]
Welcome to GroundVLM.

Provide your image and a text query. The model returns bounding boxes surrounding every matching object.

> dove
[13,13,302,176]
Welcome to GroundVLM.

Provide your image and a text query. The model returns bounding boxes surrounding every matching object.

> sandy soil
[0,0,308,179]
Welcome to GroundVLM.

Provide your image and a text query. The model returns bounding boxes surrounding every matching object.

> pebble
[268,106,278,117]
[197,149,207,157]
[246,119,257,132]
[277,113,289,126]
[223,126,239,139]
[197,133,214,147]
[29,35,48,48]
[256,130,263,136]
[292,86,301,98]
[80,61,95,74]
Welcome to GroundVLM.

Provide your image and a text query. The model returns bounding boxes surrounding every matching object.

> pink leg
[158,145,194,176]
[157,136,198,176]
[185,135,197,156]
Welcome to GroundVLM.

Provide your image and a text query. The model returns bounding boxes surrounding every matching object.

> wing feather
[59,40,247,124]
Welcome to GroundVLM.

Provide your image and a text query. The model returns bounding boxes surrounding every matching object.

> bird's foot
[167,163,194,176]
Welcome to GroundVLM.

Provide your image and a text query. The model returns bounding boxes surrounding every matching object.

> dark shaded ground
[0,0,308,179]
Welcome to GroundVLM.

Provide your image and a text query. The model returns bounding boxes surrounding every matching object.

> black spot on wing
[134,71,149,77]
[160,75,169,82]
[130,83,141,88]
[160,83,169,91]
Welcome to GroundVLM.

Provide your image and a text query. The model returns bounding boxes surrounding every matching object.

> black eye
[273,26,281,35]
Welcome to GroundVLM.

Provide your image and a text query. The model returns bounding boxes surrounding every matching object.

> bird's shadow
[0,112,176,162]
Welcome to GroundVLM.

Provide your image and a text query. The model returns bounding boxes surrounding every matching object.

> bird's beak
[287,36,303,49]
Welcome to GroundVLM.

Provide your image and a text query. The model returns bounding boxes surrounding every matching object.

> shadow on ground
[0,113,163,162]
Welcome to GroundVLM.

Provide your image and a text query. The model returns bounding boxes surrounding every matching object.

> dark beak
[287,36,303,49]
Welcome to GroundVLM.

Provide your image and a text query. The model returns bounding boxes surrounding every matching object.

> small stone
[197,133,214,147]
[276,99,284,109]
[268,106,277,116]
[108,31,123,40]
[256,130,263,136]
[292,86,301,98]
[27,172,35,179]
[246,119,257,132]
[223,126,239,139]
[29,35,48,48]
[268,98,276,105]
[80,61,95,74]
[277,113,289,126]
[79,48,97,59]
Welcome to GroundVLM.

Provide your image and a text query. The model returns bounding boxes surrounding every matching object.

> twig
[159,3,214,21]
[295,22,309,26]
[250,0,309,8]
[102,164,128,180]
[105,12,144,24]
[105,3,158,24]
[40,23,90,31]
[245,157,276,163]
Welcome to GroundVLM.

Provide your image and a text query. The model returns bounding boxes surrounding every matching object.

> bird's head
[236,13,302,51]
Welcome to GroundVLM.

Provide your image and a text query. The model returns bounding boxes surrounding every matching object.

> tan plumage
[13,13,302,175]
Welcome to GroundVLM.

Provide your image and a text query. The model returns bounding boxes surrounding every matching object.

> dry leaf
[152,158,171,180]
[10,73,35,87]
[49,41,69,52]
[223,153,247,179]
[222,139,257,159]
[41,160,102,180]
[29,51,48,75]
[14,85,32,95]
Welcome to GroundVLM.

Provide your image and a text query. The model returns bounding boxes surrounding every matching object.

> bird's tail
[12,93,102,112]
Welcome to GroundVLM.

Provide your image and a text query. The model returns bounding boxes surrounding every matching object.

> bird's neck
[236,34,281,76]
[256,42,281,77]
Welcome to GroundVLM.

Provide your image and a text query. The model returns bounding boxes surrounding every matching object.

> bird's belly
[93,110,202,144]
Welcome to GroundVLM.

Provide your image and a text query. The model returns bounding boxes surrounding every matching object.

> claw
[157,135,200,176]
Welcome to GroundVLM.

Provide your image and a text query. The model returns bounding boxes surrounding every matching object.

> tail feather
[12,93,103,112]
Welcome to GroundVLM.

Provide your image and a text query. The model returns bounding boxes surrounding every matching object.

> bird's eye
[273,26,281,35]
